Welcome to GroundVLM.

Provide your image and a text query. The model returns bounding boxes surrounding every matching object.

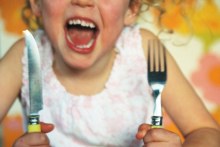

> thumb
[136,123,151,140]
[40,122,54,133]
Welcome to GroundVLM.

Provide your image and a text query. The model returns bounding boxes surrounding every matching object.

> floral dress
[21,25,154,147]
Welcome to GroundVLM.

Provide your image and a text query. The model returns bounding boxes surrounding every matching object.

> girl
[0,0,220,146]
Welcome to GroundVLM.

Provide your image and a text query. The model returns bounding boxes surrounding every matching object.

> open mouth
[65,18,98,53]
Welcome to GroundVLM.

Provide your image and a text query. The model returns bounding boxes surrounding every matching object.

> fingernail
[136,129,146,140]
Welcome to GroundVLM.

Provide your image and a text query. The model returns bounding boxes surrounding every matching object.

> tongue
[67,28,94,46]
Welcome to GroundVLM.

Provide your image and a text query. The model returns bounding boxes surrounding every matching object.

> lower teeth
[76,39,94,49]
[67,35,94,49]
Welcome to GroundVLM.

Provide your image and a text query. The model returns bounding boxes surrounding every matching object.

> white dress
[21,25,154,147]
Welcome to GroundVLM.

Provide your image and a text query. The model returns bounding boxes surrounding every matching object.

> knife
[23,30,43,133]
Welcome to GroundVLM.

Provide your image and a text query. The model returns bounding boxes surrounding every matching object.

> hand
[13,122,54,147]
[136,123,182,147]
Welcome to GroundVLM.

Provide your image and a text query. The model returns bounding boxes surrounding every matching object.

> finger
[31,146,51,147]
[13,133,50,146]
[138,123,151,131]
[144,128,180,143]
[40,122,54,133]
[136,123,151,140]
[143,142,171,147]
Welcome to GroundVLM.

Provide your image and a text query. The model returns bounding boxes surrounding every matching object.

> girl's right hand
[13,122,54,147]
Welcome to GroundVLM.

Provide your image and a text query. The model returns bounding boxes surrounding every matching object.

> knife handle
[28,115,41,133]
[151,116,163,128]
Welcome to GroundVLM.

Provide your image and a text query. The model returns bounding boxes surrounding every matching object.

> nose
[71,0,94,7]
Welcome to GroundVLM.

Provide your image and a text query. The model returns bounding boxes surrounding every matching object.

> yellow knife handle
[151,116,163,128]
[28,115,41,133]
[151,125,163,128]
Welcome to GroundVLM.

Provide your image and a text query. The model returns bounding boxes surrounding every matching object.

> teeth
[76,39,94,49]
[68,19,95,29]
[67,35,94,49]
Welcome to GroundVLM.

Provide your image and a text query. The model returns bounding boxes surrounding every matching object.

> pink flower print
[191,54,220,104]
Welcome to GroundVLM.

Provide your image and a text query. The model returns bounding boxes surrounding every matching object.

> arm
[183,128,220,147]
[163,51,220,146]
[0,39,24,121]
[1,39,55,146]
[139,29,220,146]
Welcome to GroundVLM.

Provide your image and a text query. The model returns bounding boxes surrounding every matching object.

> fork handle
[151,116,163,128]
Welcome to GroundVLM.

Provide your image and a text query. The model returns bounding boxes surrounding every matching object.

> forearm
[183,128,220,147]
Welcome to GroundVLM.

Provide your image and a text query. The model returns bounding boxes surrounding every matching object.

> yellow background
[0,0,220,146]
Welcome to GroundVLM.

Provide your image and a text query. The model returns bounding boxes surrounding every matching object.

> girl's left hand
[136,123,182,147]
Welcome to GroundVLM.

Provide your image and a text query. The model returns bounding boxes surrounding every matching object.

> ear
[29,0,41,16]
[124,0,141,25]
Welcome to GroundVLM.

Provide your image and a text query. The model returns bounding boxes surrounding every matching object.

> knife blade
[23,30,43,133]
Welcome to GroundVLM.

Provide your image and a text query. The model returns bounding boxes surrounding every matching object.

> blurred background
[0,0,220,146]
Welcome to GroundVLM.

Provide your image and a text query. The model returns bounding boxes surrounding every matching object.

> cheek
[40,1,65,40]
[97,2,130,52]
[40,13,66,59]
[40,1,65,23]
[99,1,129,24]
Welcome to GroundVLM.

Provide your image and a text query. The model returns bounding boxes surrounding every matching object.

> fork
[147,39,167,128]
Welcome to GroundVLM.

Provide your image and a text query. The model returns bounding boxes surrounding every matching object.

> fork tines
[147,39,167,128]
[147,40,167,83]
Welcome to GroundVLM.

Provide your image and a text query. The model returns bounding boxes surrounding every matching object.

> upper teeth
[68,19,95,29]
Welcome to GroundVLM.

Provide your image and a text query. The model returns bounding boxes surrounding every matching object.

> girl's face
[30,0,139,71]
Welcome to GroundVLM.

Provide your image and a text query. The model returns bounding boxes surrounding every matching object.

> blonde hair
[21,0,42,31]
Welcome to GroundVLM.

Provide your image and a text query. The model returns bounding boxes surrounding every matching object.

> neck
[54,49,116,79]
[52,49,117,95]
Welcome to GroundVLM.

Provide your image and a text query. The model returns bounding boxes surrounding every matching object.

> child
[0,0,220,146]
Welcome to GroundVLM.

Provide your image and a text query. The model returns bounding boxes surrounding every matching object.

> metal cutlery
[23,30,43,133]
[147,39,167,128]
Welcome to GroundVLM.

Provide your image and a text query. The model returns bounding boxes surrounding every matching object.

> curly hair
[21,0,164,31]
[21,0,42,31]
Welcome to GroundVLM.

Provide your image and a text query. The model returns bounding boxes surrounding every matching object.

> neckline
[48,51,120,99]
[40,26,135,99]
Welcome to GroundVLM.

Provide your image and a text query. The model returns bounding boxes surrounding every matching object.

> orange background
[0,0,220,146]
